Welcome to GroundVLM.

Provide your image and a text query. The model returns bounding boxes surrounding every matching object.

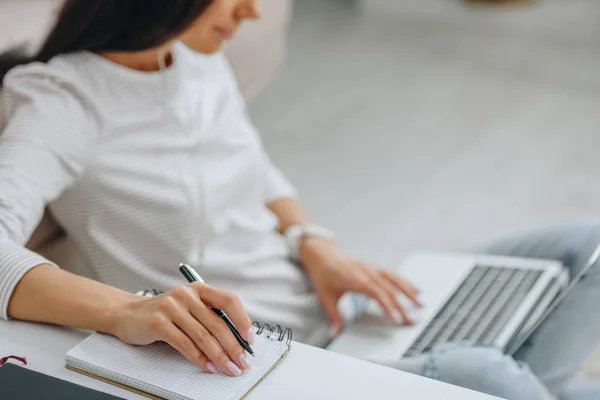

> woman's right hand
[114,283,256,377]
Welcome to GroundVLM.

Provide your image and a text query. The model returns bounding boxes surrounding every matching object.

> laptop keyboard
[403,265,543,358]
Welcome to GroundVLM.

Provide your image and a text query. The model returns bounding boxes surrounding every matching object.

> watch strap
[284,224,335,261]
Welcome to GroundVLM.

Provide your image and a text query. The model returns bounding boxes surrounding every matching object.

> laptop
[327,252,572,364]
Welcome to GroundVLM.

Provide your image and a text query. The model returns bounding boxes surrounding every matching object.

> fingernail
[206,362,218,374]
[247,327,257,345]
[239,354,252,370]
[226,361,242,376]
[329,326,340,338]
[409,313,420,324]
[392,310,403,325]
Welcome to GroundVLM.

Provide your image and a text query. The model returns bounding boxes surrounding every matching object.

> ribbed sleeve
[217,54,298,203]
[265,160,297,203]
[0,61,96,319]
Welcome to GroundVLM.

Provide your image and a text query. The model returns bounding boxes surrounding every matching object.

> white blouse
[0,42,342,345]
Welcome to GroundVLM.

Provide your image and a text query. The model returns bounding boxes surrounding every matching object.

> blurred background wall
[248,0,600,376]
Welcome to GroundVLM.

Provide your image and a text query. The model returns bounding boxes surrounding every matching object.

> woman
[0,1,598,398]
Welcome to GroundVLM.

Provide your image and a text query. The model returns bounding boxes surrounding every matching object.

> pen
[178,263,255,357]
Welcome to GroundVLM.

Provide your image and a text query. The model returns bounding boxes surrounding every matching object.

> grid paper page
[66,332,289,400]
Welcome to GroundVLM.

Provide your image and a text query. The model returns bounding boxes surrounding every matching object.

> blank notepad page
[66,333,289,400]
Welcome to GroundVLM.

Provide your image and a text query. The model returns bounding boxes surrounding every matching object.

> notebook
[65,323,291,400]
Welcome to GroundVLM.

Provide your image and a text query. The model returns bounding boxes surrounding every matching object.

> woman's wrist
[298,236,339,270]
[103,290,140,337]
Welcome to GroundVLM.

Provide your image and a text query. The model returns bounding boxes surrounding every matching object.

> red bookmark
[0,355,27,367]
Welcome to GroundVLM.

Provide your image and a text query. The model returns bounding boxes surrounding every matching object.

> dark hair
[0,0,212,84]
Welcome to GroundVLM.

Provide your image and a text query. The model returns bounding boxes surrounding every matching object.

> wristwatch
[284,224,335,261]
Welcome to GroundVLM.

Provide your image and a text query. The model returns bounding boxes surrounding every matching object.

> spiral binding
[252,322,293,346]
[136,288,164,297]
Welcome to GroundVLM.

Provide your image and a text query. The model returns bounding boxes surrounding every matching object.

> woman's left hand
[299,237,422,337]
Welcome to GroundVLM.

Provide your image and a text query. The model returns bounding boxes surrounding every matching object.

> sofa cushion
[0,0,59,54]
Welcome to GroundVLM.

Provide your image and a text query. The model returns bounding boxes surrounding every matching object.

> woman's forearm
[267,197,310,234]
[8,264,257,375]
[7,264,137,334]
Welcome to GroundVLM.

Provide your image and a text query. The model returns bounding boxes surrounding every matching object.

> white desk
[0,320,502,399]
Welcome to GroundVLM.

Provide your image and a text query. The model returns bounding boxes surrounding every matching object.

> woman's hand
[300,238,422,337]
[114,283,256,377]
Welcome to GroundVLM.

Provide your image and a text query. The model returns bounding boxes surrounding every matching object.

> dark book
[0,363,125,400]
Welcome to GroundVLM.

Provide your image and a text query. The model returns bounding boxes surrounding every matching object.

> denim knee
[425,345,554,400]
[558,219,600,271]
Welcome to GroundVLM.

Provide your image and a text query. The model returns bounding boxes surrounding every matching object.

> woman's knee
[560,219,600,279]
[428,346,554,400]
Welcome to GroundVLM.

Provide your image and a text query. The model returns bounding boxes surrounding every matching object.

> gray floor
[249,0,600,379]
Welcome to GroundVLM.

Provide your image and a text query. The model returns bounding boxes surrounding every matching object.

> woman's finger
[195,283,255,345]
[161,322,217,374]
[370,270,415,325]
[188,298,251,372]
[366,269,414,325]
[355,272,405,325]
[167,298,242,377]
[381,269,422,307]
[319,292,344,338]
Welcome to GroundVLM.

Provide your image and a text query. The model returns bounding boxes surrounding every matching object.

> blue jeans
[390,220,600,400]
